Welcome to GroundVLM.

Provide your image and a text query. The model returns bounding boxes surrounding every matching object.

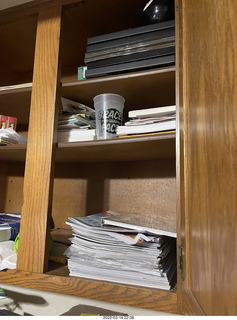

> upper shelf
[61,66,176,112]
[0,66,176,162]
[0,66,175,125]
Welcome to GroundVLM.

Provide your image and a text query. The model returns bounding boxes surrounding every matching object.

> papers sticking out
[58,98,96,142]
[0,128,27,145]
[117,119,176,136]
[58,113,96,130]
[65,211,177,290]
[0,241,17,271]
[61,97,95,119]
[128,105,176,118]
[117,105,176,137]
[124,115,176,126]
[103,212,177,238]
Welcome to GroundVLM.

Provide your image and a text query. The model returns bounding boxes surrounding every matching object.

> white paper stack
[57,98,96,142]
[65,211,177,290]
[0,128,27,145]
[57,129,96,143]
[117,105,176,137]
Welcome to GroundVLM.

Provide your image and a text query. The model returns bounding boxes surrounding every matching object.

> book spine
[0,115,9,129]
[8,117,17,131]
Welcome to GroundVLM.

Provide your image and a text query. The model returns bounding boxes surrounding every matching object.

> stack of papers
[58,98,96,142]
[0,128,27,145]
[65,211,177,290]
[116,105,176,137]
[57,129,96,143]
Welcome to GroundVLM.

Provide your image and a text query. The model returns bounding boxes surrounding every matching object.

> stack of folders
[84,20,175,78]
[116,105,176,138]
[65,211,177,290]
[58,98,96,143]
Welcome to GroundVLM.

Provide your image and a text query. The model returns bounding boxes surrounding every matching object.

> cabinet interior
[0,0,177,312]
[0,12,37,86]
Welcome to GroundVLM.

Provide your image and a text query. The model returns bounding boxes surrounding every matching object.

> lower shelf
[0,268,178,313]
[0,132,175,162]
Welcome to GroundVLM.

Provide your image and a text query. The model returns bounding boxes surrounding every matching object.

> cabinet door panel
[179,0,237,315]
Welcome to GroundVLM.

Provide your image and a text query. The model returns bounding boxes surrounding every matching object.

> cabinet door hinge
[178,245,185,281]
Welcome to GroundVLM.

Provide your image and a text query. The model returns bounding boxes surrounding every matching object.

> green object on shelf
[78,66,87,80]
[14,233,19,253]
[14,233,53,253]
[0,288,7,298]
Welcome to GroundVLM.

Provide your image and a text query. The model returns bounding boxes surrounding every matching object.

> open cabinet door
[176,0,237,315]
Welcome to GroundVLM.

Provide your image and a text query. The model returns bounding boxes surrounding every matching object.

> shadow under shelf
[0,132,175,163]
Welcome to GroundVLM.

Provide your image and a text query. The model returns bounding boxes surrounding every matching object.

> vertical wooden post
[17,3,62,273]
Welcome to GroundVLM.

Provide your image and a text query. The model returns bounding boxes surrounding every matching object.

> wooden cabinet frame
[0,0,236,315]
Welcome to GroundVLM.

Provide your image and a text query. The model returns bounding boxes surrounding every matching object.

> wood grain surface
[0,269,178,313]
[17,3,62,273]
[180,0,237,315]
[1,0,178,314]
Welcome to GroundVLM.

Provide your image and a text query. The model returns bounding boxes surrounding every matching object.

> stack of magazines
[116,105,176,138]
[65,211,177,290]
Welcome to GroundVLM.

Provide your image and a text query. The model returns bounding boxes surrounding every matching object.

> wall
[0,0,33,11]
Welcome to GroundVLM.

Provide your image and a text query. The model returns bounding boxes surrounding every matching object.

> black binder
[87,19,175,45]
[86,27,175,53]
[86,46,175,70]
[85,54,175,78]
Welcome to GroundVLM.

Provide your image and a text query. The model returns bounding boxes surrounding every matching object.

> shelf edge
[0,269,178,313]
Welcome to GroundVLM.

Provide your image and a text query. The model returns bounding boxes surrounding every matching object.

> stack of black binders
[84,20,175,79]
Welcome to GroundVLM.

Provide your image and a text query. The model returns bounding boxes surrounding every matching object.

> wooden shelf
[0,144,27,162]
[0,268,178,313]
[61,66,176,112]
[56,132,175,162]
[0,67,175,126]
[0,133,175,163]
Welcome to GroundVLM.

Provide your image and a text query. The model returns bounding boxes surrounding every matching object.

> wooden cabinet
[176,0,237,315]
[0,0,236,315]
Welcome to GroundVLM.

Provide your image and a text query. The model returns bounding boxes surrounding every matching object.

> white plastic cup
[93,93,125,139]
